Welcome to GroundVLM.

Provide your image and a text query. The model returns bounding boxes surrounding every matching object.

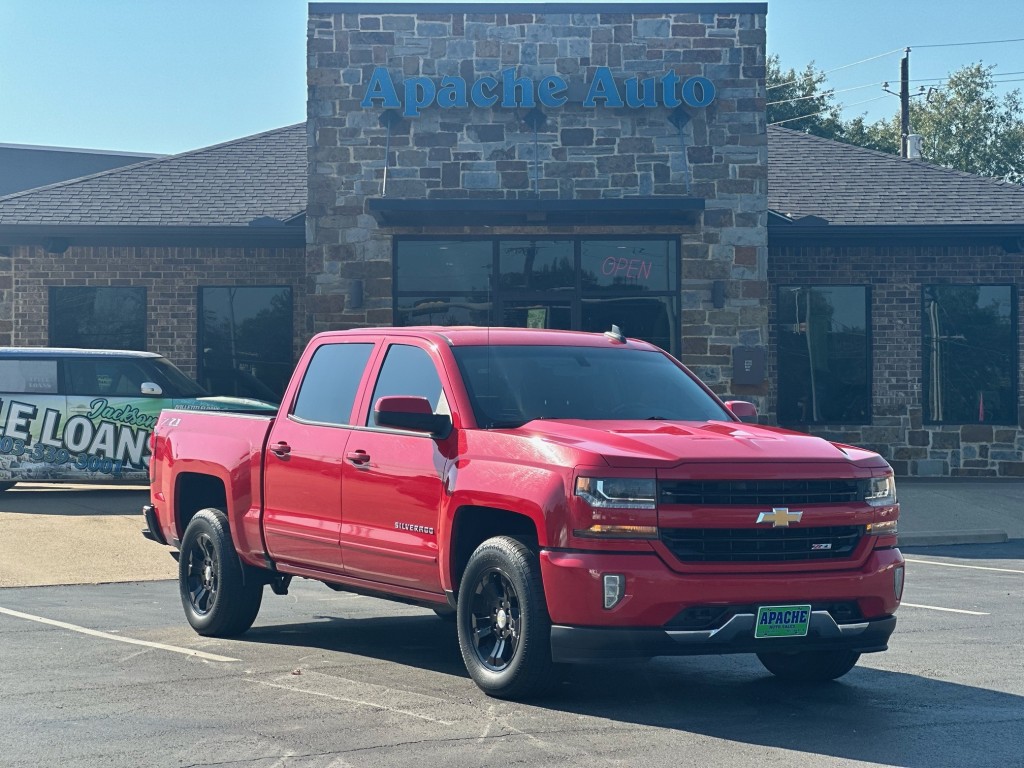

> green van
[0,348,277,489]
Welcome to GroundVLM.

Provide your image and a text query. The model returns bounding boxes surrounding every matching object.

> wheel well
[450,506,538,590]
[175,473,228,538]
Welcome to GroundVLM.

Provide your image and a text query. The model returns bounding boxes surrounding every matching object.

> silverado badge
[756,507,803,528]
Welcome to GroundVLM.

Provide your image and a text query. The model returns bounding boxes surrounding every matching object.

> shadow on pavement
[0,484,149,516]
[901,540,1024,561]
[237,612,1023,768]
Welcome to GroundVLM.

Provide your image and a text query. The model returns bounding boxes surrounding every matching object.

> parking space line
[904,558,1024,575]
[0,606,240,662]
[900,602,989,615]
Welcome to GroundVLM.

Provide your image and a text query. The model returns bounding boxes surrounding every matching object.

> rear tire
[179,508,263,637]
[757,649,861,681]
[457,536,554,700]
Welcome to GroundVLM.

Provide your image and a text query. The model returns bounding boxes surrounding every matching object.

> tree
[766,55,845,138]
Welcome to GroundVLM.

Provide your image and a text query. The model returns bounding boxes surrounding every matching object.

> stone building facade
[306,2,770,402]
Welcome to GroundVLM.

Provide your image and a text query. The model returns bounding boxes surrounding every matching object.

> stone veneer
[307,3,769,402]
[769,243,1024,477]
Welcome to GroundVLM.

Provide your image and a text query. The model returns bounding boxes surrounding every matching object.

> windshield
[150,357,209,398]
[452,345,730,428]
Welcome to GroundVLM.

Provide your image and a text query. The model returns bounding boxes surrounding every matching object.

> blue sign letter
[403,76,437,117]
[583,67,623,108]
[362,67,401,109]
[471,75,499,107]
[437,75,468,109]
[681,76,716,108]
[537,75,568,107]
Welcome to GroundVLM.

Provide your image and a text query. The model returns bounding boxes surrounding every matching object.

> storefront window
[394,238,680,354]
[198,286,293,401]
[923,285,1016,424]
[49,287,146,350]
[777,286,870,425]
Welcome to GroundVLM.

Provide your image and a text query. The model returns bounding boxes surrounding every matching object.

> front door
[262,340,376,572]
[340,341,450,593]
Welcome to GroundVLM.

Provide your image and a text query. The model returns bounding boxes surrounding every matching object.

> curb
[898,529,1009,547]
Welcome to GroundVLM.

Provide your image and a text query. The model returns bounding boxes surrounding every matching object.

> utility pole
[900,47,910,158]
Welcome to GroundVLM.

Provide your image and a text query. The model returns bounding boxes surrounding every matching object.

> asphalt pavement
[0,478,1020,588]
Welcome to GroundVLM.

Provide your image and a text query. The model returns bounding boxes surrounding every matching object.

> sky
[0,0,1022,155]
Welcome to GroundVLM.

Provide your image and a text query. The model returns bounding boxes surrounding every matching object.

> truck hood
[516,419,885,469]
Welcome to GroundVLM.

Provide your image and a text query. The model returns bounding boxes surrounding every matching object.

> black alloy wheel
[184,532,219,617]
[468,567,522,672]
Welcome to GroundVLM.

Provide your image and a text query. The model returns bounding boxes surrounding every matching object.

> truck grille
[659,479,863,506]
[660,525,864,563]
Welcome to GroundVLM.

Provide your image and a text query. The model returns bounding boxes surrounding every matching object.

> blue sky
[0,0,1021,154]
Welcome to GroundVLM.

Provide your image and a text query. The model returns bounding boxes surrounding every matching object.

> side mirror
[141,381,164,396]
[374,396,452,438]
[725,400,758,423]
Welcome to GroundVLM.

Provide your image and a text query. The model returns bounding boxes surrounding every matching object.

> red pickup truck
[144,327,903,699]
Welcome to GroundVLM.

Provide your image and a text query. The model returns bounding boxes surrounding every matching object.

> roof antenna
[604,324,626,343]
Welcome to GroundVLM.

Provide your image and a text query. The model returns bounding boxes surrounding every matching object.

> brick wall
[1,245,307,376]
[307,5,770,401]
[769,243,1024,477]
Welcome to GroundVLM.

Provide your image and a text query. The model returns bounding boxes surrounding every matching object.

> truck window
[292,343,374,426]
[0,360,59,394]
[367,344,446,427]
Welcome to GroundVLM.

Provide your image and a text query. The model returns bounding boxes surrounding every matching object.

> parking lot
[1,487,1022,767]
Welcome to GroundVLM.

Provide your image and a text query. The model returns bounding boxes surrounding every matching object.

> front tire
[179,508,263,637]
[757,649,861,681]
[457,536,554,699]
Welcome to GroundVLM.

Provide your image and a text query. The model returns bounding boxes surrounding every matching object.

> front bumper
[551,613,897,663]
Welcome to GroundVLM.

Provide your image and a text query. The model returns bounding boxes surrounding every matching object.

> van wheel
[457,536,553,699]
[0,482,15,492]
[179,508,263,637]
[757,649,861,681]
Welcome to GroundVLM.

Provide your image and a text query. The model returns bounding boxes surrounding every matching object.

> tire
[757,649,861,681]
[0,482,15,492]
[456,536,554,700]
[179,508,263,637]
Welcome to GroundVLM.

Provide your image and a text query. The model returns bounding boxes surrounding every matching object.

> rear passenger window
[292,343,374,426]
[65,359,159,397]
[0,360,59,394]
[367,345,446,427]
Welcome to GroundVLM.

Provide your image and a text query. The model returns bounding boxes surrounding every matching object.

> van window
[0,360,59,394]
[65,359,161,397]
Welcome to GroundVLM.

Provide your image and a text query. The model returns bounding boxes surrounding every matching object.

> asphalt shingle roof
[767,125,1024,227]
[0,124,306,228]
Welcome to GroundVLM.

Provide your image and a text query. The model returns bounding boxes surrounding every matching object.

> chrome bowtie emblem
[757,507,803,528]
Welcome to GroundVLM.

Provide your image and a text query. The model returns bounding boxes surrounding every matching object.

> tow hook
[271,574,292,596]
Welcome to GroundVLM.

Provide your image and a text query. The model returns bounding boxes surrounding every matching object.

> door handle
[346,450,370,466]
[270,441,291,458]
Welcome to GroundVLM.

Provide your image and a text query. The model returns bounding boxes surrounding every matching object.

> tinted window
[65,358,167,397]
[581,240,676,293]
[50,287,146,350]
[453,345,727,427]
[368,345,445,427]
[923,285,1016,424]
[0,360,59,394]
[777,286,870,425]
[292,343,374,426]
[396,241,492,293]
[198,286,293,400]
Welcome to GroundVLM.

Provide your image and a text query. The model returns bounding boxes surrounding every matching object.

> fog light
[894,565,905,601]
[603,574,625,610]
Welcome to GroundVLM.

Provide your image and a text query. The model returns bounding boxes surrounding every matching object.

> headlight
[575,478,656,510]
[864,474,896,507]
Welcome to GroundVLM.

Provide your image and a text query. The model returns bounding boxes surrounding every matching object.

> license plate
[755,604,811,638]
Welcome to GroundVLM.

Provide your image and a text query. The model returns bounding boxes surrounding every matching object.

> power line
[767,48,903,90]
[767,81,880,106]
[768,95,889,126]
[911,37,1024,49]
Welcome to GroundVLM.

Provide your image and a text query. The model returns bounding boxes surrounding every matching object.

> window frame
[775,284,873,427]
[392,235,681,356]
[920,283,1018,426]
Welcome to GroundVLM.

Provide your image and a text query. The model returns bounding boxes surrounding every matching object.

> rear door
[0,357,66,483]
[262,337,377,572]
[340,339,451,592]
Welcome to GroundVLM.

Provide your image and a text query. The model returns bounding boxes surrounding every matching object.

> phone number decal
[0,437,126,477]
